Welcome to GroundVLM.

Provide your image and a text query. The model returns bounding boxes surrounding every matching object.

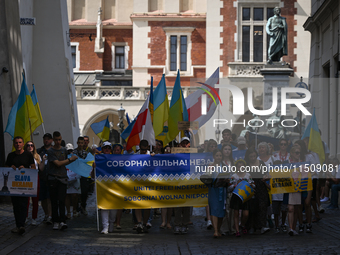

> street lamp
[117,103,125,144]
[215,129,221,143]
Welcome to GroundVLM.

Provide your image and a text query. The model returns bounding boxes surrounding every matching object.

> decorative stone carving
[228,63,265,77]
[100,89,120,98]
[82,89,96,98]
[236,65,263,76]
[125,89,140,99]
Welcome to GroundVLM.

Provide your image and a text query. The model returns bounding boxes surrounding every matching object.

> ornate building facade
[69,0,311,146]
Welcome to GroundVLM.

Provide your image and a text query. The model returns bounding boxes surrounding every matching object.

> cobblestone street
[1,194,340,255]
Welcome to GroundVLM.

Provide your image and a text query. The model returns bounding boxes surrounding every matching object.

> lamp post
[117,103,125,144]
[215,129,220,143]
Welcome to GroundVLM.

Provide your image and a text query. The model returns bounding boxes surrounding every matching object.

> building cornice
[130,13,206,22]
[303,0,338,32]
[69,19,132,29]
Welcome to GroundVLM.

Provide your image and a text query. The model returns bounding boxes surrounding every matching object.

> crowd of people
[5,128,339,239]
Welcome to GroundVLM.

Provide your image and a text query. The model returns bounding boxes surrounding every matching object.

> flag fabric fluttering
[126,96,155,151]
[5,74,39,144]
[126,113,130,125]
[164,70,188,145]
[90,116,110,142]
[302,108,325,164]
[30,84,44,132]
[185,68,220,128]
[153,74,169,144]
[121,118,136,142]
[67,153,94,177]
[149,77,154,123]
[120,117,137,152]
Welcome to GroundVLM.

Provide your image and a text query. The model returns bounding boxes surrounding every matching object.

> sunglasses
[27,144,34,147]
[295,151,300,155]
[280,143,287,146]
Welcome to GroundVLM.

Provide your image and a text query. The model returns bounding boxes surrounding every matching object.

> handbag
[214,172,230,188]
[200,173,213,185]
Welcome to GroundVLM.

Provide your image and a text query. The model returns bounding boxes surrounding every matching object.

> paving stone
[0,195,339,254]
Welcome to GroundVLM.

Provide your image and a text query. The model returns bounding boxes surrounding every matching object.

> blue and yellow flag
[164,70,188,146]
[67,153,94,177]
[121,118,136,142]
[153,74,169,143]
[302,108,325,164]
[149,77,154,123]
[90,116,110,142]
[5,74,39,144]
[95,153,209,209]
[30,84,43,132]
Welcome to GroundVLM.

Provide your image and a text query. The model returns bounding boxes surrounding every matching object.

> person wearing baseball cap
[99,141,117,234]
[234,136,247,151]
[180,137,190,148]
[43,133,53,139]
[102,141,112,147]
[65,143,74,154]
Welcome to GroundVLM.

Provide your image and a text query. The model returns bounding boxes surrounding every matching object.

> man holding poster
[5,136,36,235]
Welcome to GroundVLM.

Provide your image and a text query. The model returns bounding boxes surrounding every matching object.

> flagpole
[41,123,46,135]
[141,125,145,139]
[23,71,34,142]
[255,131,258,152]
[94,164,100,232]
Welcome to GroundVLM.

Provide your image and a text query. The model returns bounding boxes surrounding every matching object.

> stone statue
[266,7,287,64]
[293,111,305,134]
[266,110,291,139]
[240,114,262,137]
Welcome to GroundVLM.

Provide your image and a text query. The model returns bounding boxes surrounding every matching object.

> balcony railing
[75,86,196,101]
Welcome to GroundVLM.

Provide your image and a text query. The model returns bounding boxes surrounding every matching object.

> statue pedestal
[253,63,295,139]
[260,62,294,111]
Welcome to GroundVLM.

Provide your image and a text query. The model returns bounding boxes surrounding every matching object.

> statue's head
[274,7,281,15]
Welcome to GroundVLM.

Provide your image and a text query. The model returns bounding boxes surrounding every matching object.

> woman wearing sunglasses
[24,141,46,226]
[272,139,290,163]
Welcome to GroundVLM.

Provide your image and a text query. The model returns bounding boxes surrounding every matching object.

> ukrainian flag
[153,74,169,143]
[302,108,325,164]
[30,84,43,132]
[149,77,154,123]
[121,118,136,142]
[5,74,39,144]
[90,116,110,142]
[164,70,188,146]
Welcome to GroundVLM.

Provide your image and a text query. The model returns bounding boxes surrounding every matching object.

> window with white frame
[170,35,188,71]
[111,42,129,71]
[164,27,194,76]
[238,5,276,63]
[70,42,80,70]
[115,46,125,69]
